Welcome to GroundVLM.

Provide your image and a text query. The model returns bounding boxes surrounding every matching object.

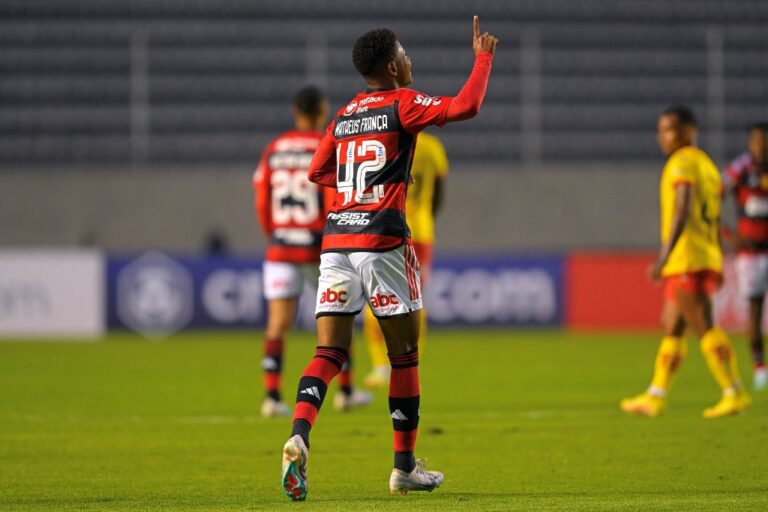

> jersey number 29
[271,169,319,224]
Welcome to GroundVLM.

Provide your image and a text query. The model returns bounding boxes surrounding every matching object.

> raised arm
[444,16,498,122]
[399,16,498,133]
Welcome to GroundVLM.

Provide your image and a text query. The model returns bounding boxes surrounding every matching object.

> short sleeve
[252,141,272,190]
[668,155,696,186]
[253,146,273,235]
[397,89,452,134]
[253,159,266,188]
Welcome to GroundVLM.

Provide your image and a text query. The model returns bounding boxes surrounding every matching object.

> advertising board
[0,249,104,339]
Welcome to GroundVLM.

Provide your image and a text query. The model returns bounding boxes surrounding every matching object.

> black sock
[394,451,416,473]
[339,359,352,396]
[751,336,764,366]
[290,419,311,449]
[268,390,281,401]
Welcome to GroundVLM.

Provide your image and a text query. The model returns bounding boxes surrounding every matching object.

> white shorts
[263,261,320,300]
[315,245,422,318]
[736,253,768,299]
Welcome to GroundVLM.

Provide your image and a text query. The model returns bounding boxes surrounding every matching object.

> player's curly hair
[662,105,698,127]
[293,86,325,118]
[352,28,398,76]
[750,122,768,133]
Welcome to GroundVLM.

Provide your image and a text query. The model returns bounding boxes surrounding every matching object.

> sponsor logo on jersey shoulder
[344,101,358,116]
[355,96,385,113]
[359,96,384,106]
[414,94,442,107]
[320,288,348,304]
[327,211,370,226]
[371,293,400,308]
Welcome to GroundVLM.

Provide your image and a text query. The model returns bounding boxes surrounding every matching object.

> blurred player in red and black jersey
[280,17,498,501]
[253,87,372,417]
[723,122,768,390]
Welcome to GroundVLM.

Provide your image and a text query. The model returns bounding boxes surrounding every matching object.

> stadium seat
[1,0,766,164]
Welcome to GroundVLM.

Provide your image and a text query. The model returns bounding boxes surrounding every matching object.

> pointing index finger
[473,15,479,39]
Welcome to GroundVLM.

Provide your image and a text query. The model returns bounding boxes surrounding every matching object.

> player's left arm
[441,17,498,123]
[719,171,736,245]
[650,184,692,281]
[720,158,745,249]
[253,159,272,237]
[307,123,337,188]
[399,16,497,133]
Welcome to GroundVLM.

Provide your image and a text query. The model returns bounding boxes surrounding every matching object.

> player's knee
[385,339,418,356]
[660,310,677,334]
[685,312,713,338]
[378,313,420,354]
[267,316,292,337]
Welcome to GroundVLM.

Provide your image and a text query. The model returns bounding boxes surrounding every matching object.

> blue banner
[425,255,564,327]
[107,252,563,335]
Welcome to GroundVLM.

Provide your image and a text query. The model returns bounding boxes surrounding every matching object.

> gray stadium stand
[1,0,767,166]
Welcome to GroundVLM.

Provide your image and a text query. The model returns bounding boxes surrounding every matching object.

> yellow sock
[650,336,687,393]
[700,326,742,392]
[363,307,389,368]
[418,308,428,358]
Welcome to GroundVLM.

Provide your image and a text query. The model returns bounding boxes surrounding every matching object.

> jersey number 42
[336,140,386,206]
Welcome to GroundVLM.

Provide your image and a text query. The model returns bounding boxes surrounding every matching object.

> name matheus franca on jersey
[334,98,394,139]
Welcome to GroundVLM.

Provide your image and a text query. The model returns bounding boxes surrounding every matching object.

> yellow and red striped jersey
[406,132,448,245]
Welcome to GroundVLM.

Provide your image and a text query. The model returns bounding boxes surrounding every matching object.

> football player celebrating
[253,86,371,417]
[280,16,498,500]
[620,107,751,418]
[722,122,768,390]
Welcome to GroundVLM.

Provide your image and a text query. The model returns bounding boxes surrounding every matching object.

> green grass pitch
[1,329,766,511]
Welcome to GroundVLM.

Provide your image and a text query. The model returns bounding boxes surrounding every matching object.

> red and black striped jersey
[724,152,768,252]
[308,88,453,252]
[253,130,335,263]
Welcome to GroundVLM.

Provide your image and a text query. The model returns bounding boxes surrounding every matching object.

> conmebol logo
[116,251,193,339]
